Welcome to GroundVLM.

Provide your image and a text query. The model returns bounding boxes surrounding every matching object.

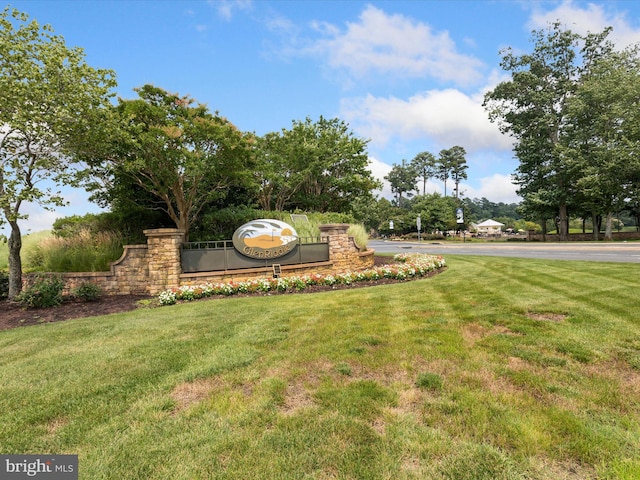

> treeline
[348,194,526,237]
[78,85,380,242]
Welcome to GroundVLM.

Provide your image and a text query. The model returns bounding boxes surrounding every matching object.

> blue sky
[6,0,640,234]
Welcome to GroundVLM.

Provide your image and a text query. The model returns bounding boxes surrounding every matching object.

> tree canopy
[87,85,254,241]
[438,146,467,198]
[255,116,380,213]
[484,23,640,240]
[385,160,417,207]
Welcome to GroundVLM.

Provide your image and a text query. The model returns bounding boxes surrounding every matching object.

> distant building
[475,219,505,236]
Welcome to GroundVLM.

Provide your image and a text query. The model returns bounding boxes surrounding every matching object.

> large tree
[89,85,254,241]
[0,7,116,298]
[562,45,640,240]
[257,116,380,213]
[410,151,437,196]
[385,160,417,207]
[254,130,304,212]
[439,146,468,198]
[484,23,590,240]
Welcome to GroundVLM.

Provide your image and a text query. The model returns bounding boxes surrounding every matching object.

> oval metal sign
[232,219,299,259]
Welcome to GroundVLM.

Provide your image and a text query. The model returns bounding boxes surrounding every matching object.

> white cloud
[461,173,520,204]
[367,156,393,199]
[528,0,640,48]
[282,5,484,87]
[319,5,484,85]
[211,0,253,21]
[340,87,513,153]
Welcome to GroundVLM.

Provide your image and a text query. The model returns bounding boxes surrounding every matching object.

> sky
[5,0,640,235]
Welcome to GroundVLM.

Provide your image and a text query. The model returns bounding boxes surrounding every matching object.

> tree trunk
[177,215,190,243]
[558,203,569,241]
[604,212,613,241]
[7,220,23,300]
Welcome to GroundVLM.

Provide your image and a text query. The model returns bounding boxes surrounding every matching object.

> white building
[475,219,505,236]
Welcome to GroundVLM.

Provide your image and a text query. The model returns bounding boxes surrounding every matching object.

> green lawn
[1,255,639,479]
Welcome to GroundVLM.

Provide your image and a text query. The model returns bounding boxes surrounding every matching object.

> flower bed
[158,253,446,306]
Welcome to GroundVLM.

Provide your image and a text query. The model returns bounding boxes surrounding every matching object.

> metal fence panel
[181,238,329,273]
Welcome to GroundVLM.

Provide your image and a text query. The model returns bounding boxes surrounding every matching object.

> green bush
[72,282,102,302]
[0,271,8,300]
[15,274,64,309]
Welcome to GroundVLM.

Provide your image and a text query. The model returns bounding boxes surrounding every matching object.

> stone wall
[58,244,149,295]
[57,224,374,297]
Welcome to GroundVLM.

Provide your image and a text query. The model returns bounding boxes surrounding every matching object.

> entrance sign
[232,219,299,259]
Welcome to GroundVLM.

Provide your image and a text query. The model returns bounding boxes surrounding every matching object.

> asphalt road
[369,240,640,263]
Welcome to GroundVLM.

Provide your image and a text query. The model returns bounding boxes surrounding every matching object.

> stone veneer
[57,224,374,296]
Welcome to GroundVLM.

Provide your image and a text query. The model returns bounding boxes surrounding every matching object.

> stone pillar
[144,228,185,295]
[319,223,352,271]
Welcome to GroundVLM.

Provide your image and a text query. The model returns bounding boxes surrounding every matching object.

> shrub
[15,274,64,309]
[72,282,102,302]
[0,271,8,300]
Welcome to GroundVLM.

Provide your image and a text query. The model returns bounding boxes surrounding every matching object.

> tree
[408,194,458,233]
[289,117,379,212]
[88,85,254,241]
[257,116,380,213]
[385,160,417,207]
[254,130,303,211]
[410,151,437,195]
[439,146,467,198]
[0,8,116,298]
[435,150,451,197]
[562,45,640,240]
[350,195,383,233]
[484,22,591,241]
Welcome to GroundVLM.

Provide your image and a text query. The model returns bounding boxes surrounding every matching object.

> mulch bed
[0,256,444,331]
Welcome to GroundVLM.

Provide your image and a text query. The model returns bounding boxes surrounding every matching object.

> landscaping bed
[0,255,444,330]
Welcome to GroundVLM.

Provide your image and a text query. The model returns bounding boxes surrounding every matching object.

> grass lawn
[1,255,639,479]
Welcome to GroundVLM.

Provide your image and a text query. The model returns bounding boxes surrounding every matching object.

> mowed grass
[1,256,639,479]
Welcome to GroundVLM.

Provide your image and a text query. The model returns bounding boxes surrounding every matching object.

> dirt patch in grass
[462,322,520,347]
[526,311,568,322]
[170,377,224,413]
[281,382,315,416]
